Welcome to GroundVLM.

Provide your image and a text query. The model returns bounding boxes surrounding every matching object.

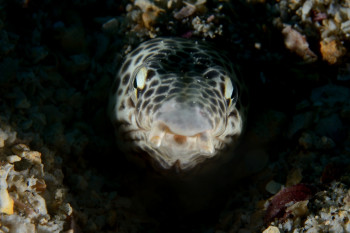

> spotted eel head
[109,38,245,172]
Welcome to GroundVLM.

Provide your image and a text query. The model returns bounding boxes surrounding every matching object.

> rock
[310,84,350,107]
[315,114,344,142]
[320,40,346,64]
[288,112,314,138]
[29,46,49,64]
[265,180,282,194]
[60,26,86,54]
[281,24,317,62]
[263,226,280,233]
[102,18,120,34]
[0,164,14,215]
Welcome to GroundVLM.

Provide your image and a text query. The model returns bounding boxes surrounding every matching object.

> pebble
[265,180,282,194]
[288,112,314,138]
[310,84,350,107]
[281,24,317,62]
[286,168,303,187]
[315,114,343,142]
[29,46,49,64]
[263,226,281,233]
[6,155,21,164]
[0,164,14,215]
[60,26,86,54]
[65,54,90,74]
[102,18,120,34]
[320,40,346,64]
[298,132,314,149]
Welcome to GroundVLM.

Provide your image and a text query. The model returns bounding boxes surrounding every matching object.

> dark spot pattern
[175,96,186,103]
[121,60,131,73]
[218,101,225,113]
[159,49,172,55]
[153,104,161,112]
[208,80,216,86]
[143,54,153,62]
[129,47,142,57]
[145,43,157,49]
[136,100,142,110]
[183,47,198,53]
[210,105,217,113]
[205,70,220,79]
[122,73,131,86]
[229,109,238,118]
[117,89,123,96]
[214,89,221,98]
[168,55,182,63]
[149,80,159,87]
[135,55,143,65]
[209,98,217,106]
[202,92,209,98]
[146,70,156,80]
[168,88,182,95]
[142,99,151,109]
[156,86,169,95]
[128,98,135,108]
[173,82,186,88]
[144,89,155,99]
[153,95,166,103]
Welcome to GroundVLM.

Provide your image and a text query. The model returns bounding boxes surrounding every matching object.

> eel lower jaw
[148,123,215,156]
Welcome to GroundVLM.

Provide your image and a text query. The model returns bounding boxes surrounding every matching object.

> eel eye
[134,67,147,90]
[224,77,238,107]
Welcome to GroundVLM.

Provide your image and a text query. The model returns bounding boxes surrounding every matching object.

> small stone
[0,138,4,148]
[264,184,314,224]
[15,97,31,109]
[12,144,31,157]
[286,168,303,187]
[315,136,335,149]
[266,180,282,194]
[315,114,343,142]
[282,25,317,62]
[135,0,165,29]
[60,26,86,54]
[68,54,90,73]
[0,164,14,215]
[285,200,309,218]
[311,84,350,107]
[288,112,314,138]
[102,18,119,34]
[29,46,49,64]
[298,132,314,149]
[126,4,133,12]
[6,155,21,164]
[263,226,280,233]
[320,40,346,64]
[344,190,350,207]
[174,3,196,20]
[107,210,117,227]
[23,151,42,164]
[33,179,46,193]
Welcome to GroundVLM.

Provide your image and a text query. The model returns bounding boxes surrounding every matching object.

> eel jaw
[147,123,215,170]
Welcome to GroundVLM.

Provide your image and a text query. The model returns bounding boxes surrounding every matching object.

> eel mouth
[148,123,214,155]
[144,98,217,170]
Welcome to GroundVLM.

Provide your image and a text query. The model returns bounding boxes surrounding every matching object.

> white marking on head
[135,67,148,90]
[224,76,233,100]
